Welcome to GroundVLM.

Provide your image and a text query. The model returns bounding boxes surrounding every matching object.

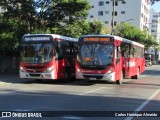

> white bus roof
[80,34,144,48]
[24,34,78,42]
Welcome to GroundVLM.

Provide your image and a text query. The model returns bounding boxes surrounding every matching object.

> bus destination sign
[23,36,52,42]
[83,37,111,42]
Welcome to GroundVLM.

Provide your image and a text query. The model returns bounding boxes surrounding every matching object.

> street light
[120,19,134,23]
[111,0,116,35]
[126,19,134,22]
[111,0,125,35]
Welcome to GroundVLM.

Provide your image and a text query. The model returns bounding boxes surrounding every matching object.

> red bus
[19,34,78,81]
[75,34,145,84]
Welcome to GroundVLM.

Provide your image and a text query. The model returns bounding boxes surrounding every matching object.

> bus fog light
[45,74,51,77]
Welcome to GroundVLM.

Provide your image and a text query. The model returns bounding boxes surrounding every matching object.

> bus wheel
[116,72,123,85]
[135,68,140,79]
[131,68,140,79]
[64,70,71,82]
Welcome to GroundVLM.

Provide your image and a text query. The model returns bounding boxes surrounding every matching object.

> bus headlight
[76,68,80,72]
[44,66,54,73]
[107,67,113,73]
[20,66,26,72]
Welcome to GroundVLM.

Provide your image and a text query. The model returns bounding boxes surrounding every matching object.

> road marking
[0,82,6,85]
[125,89,160,120]
[0,82,11,86]
[79,87,106,95]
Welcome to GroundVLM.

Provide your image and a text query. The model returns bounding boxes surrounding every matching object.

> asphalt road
[0,65,160,120]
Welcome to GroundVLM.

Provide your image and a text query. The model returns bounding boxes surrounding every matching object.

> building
[87,0,151,30]
[149,9,160,43]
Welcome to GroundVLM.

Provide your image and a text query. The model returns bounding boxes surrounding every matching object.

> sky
[151,1,160,11]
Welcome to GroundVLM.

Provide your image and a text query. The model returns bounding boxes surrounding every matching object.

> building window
[152,25,155,27]
[106,1,110,4]
[112,1,118,6]
[99,1,104,6]
[121,11,125,14]
[122,1,126,4]
[141,13,143,17]
[113,1,118,6]
[98,11,103,16]
[153,15,158,18]
[105,11,109,14]
[90,15,94,18]
[112,11,117,16]
[105,21,109,24]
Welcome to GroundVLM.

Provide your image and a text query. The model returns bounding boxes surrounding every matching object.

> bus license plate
[89,77,96,80]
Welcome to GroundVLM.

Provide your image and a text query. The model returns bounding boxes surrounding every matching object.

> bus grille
[83,75,103,80]
[25,66,46,69]
[29,74,41,77]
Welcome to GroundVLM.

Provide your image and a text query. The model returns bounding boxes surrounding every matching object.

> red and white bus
[75,34,145,84]
[19,34,78,81]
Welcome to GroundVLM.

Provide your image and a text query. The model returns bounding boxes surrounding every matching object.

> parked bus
[20,34,78,81]
[75,34,145,84]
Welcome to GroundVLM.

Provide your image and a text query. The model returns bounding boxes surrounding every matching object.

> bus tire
[116,72,123,85]
[64,70,71,82]
[135,68,140,79]
[131,68,140,79]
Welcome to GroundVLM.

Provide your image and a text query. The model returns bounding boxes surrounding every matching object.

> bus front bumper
[76,71,115,82]
[19,71,56,80]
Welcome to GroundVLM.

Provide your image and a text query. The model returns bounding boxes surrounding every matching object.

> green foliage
[88,20,104,34]
[115,22,158,48]
[0,0,91,55]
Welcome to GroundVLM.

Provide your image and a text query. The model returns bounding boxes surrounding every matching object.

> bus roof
[23,34,78,42]
[79,34,144,48]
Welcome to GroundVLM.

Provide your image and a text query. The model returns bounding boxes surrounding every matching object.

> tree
[35,0,91,29]
[0,0,91,55]
[88,20,104,34]
[114,22,158,48]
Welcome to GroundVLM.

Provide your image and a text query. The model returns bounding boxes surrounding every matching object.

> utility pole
[111,0,115,35]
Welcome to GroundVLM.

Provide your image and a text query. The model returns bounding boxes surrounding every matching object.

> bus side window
[117,46,120,59]
[121,43,125,57]
[73,42,78,54]
[64,41,71,55]
[116,46,121,64]
[130,46,135,58]
[124,45,129,58]
[56,42,63,59]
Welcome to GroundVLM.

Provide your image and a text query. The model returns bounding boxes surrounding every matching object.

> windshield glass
[20,43,53,64]
[77,43,114,66]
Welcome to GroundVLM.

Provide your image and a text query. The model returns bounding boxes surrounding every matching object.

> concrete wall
[0,55,19,74]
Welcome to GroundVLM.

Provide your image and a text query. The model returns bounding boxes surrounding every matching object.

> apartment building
[87,0,151,30]
[149,9,160,43]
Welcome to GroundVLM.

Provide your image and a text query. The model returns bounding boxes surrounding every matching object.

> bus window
[124,45,129,58]
[56,42,63,59]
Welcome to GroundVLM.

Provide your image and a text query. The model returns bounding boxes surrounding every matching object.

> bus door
[55,42,64,79]
[115,46,123,80]
[124,45,136,77]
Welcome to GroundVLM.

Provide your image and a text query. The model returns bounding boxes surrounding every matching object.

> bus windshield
[20,43,54,64]
[77,43,114,66]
